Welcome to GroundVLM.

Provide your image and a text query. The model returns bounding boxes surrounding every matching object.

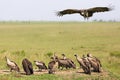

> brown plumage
[61,54,76,69]
[87,53,102,72]
[22,58,34,75]
[57,7,113,19]
[87,57,101,72]
[5,56,20,72]
[74,54,91,74]
[87,53,102,67]
[48,60,57,74]
[34,61,47,71]
[55,57,76,70]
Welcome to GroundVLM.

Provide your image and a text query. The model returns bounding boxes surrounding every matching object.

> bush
[110,51,120,58]
[45,52,53,57]
[0,50,7,53]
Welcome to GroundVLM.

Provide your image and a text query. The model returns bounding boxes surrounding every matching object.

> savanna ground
[0,22,120,80]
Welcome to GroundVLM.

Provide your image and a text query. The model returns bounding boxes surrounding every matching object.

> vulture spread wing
[57,9,80,16]
[88,7,112,13]
[57,6,113,19]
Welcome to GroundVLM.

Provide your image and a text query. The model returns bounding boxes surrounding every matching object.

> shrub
[110,51,120,58]
[0,50,7,53]
[45,52,53,57]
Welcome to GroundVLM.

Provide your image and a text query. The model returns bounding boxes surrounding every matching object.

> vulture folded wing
[36,62,43,66]
[57,9,80,16]
[88,7,112,13]
[10,61,17,67]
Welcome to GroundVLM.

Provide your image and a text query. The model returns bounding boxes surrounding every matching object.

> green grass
[0,73,64,80]
[0,22,120,80]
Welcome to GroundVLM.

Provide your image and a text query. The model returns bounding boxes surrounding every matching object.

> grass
[0,73,64,80]
[0,22,120,80]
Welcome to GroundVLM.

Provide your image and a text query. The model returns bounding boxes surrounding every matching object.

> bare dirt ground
[0,68,109,78]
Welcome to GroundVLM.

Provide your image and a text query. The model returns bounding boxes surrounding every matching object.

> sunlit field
[0,22,120,80]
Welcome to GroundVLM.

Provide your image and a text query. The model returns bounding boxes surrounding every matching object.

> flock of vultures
[5,53,102,75]
[4,6,113,75]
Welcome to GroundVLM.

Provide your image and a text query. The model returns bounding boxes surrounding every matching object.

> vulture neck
[6,57,11,64]
[75,55,79,61]
[62,55,66,59]
[6,57,15,66]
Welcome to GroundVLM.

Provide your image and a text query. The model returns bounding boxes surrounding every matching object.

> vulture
[52,54,76,70]
[82,55,91,69]
[57,7,113,19]
[48,56,59,74]
[87,53,102,72]
[48,60,57,74]
[22,58,34,75]
[87,53,102,67]
[34,61,47,71]
[74,54,91,74]
[61,54,76,69]
[87,56,101,72]
[55,56,76,70]
[5,56,20,72]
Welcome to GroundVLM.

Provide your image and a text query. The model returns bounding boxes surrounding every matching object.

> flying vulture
[57,7,113,19]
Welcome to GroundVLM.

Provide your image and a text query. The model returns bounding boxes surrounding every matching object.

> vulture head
[61,53,65,56]
[87,53,92,57]
[74,54,78,57]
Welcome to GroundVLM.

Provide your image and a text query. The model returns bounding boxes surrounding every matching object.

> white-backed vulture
[48,60,58,74]
[34,61,47,71]
[87,53,102,72]
[74,54,91,74]
[53,55,76,70]
[61,54,76,69]
[5,56,20,72]
[87,53,102,67]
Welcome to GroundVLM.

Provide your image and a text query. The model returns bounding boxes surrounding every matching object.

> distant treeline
[93,19,119,22]
[0,20,119,24]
